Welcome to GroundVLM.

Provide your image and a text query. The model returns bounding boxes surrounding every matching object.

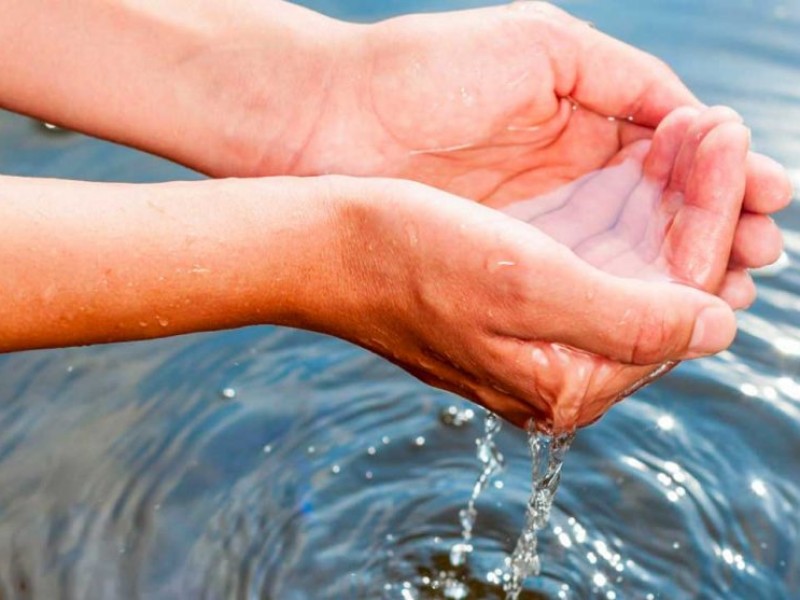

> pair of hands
[12,1,785,431]
[227,3,787,431]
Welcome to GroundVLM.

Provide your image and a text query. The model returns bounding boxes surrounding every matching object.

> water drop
[404,222,419,247]
[219,387,236,400]
[443,580,468,599]
[449,542,473,566]
[486,258,517,273]
[656,415,675,430]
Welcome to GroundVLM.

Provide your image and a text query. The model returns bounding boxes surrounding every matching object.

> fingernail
[689,305,735,356]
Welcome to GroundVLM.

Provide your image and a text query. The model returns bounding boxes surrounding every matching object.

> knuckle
[628,306,681,364]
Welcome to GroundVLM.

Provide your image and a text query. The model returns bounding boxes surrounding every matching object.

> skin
[0,0,792,430]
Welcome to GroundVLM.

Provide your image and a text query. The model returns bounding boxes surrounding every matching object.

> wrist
[192,7,366,178]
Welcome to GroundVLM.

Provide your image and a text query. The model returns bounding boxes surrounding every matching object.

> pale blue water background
[0,1,798,598]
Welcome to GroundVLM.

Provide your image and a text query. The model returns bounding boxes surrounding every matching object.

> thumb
[515,249,737,365]
[546,267,737,365]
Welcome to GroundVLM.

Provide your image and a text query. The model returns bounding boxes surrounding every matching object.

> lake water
[0,1,798,598]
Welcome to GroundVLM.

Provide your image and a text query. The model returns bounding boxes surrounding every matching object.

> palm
[303,4,685,207]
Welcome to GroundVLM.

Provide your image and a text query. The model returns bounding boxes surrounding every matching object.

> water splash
[449,412,504,568]
[502,423,575,599]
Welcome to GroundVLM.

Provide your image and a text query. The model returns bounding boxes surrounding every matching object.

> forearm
[0,175,344,352]
[0,0,354,176]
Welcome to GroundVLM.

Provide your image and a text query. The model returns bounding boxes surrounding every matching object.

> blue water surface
[0,1,798,598]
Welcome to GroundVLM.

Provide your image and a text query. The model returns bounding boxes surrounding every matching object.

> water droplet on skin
[156,316,169,327]
[219,387,236,400]
[404,222,419,247]
[459,86,475,107]
[486,258,517,273]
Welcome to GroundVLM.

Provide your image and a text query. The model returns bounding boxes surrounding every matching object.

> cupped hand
[502,107,784,308]
[326,172,734,432]
[322,110,751,432]
[323,103,774,431]
[279,2,790,280]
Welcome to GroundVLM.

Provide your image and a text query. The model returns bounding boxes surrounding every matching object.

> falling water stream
[502,427,575,599]
[445,414,574,599]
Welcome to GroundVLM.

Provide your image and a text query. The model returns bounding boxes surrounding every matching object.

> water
[0,0,799,598]
[503,429,575,599]
[449,413,504,569]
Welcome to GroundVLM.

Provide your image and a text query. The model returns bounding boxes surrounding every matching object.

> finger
[664,121,749,291]
[718,269,756,310]
[730,213,784,268]
[497,238,737,366]
[744,152,794,213]
[669,106,744,192]
[644,106,701,183]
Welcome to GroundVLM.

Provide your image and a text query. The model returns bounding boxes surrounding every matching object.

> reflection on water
[0,0,799,598]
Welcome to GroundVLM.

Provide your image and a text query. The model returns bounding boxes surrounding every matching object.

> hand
[254,3,790,296]
[501,107,782,308]
[480,108,761,430]
[322,158,738,431]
